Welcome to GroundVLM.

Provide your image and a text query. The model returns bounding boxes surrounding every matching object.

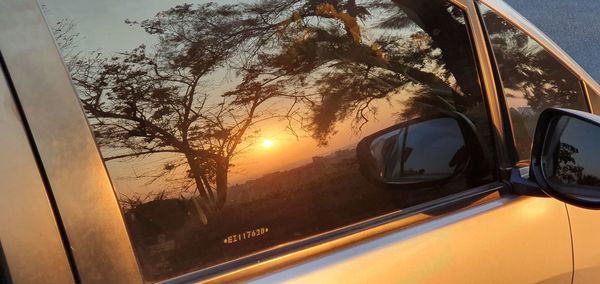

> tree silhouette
[69,3,294,217]
[481,9,585,113]
[554,142,583,183]
[62,0,489,220]
[231,0,487,144]
[554,142,600,186]
[480,6,589,159]
[48,1,499,279]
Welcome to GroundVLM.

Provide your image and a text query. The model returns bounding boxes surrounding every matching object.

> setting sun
[262,139,274,149]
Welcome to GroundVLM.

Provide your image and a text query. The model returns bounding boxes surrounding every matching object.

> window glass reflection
[370,118,465,182]
[479,4,589,161]
[402,118,465,180]
[41,0,494,280]
[545,117,600,187]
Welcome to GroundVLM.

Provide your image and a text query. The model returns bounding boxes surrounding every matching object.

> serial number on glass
[223,227,269,244]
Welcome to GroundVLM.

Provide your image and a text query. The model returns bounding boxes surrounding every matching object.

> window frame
[0,55,75,284]
[476,0,600,165]
[0,0,511,282]
[0,1,143,283]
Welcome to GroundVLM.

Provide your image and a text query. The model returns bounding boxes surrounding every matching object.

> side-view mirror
[530,108,600,209]
[356,113,485,189]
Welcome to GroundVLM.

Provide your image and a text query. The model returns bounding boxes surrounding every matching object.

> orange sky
[106,92,410,198]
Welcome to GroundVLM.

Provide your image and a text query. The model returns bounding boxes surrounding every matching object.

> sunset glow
[262,139,274,149]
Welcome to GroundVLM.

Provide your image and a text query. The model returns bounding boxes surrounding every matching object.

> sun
[262,139,274,149]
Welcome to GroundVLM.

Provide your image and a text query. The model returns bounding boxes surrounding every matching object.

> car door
[255,0,600,282]
[570,80,600,284]
[0,0,578,283]
[478,1,600,283]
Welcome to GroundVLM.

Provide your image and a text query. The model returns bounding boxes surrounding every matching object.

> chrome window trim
[480,0,600,114]
[0,0,142,283]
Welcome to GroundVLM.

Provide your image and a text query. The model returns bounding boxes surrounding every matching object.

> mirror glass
[542,116,600,189]
[364,117,467,185]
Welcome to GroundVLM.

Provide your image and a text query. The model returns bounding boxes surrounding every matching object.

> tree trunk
[184,151,229,212]
[215,158,229,209]
[184,152,215,213]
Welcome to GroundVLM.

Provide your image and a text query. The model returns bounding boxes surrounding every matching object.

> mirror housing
[356,112,486,189]
[530,108,600,209]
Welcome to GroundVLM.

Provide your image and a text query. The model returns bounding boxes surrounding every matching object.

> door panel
[566,205,600,284]
[35,0,501,281]
[252,196,572,284]
[0,65,74,283]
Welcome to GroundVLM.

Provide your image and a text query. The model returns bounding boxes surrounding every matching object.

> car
[2,0,600,283]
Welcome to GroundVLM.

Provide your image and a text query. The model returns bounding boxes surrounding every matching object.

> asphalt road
[505,0,600,82]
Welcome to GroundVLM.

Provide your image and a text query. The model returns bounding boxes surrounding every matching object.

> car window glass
[402,118,465,178]
[478,3,589,161]
[40,0,495,281]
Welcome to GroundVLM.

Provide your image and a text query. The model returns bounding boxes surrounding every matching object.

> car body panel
[0,64,74,283]
[479,1,600,281]
[251,196,572,284]
[0,0,599,283]
[566,205,600,284]
[0,0,142,283]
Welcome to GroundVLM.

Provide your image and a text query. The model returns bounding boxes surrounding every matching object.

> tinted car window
[479,4,589,161]
[41,0,494,280]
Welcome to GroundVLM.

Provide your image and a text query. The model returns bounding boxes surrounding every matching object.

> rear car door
[0,0,577,283]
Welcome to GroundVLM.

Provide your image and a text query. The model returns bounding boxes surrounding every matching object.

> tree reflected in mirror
[545,117,600,187]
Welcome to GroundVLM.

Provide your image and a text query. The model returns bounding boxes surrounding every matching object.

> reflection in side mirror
[531,108,600,208]
[357,115,476,188]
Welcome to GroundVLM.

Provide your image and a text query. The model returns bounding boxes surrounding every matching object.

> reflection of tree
[555,143,583,183]
[480,7,588,159]
[555,142,600,186]
[50,18,81,71]
[119,190,170,212]
[69,4,290,217]
[245,0,483,144]
[58,0,487,219]
[481,9,585,112]
[580,175,600,186]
